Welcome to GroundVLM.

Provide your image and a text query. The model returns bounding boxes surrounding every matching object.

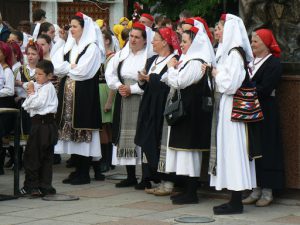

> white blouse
[105,48,146,95]
[161,60,203,89]
[52,42,101,81]
[0,66,15,97]
[22,82,58,117]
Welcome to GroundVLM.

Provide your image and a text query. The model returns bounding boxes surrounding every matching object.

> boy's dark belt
[31,113,55,124]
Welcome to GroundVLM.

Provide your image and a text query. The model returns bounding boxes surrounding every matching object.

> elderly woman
[242,28,284,207]
[105,22,152,188]
[134,27,181,190]
[159,26,215,204]
[208,14,256,215]
[52,12,102,185]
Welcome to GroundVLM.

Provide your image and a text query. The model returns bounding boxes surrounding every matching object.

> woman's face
[129,29,146,52]
[251,33,269,57]
[151,32,166,54]
[37,38,50,56]
[121,21,128,27]
[27,47,39,66]
[70,19,83,41]
[215,22,224,43]
[180,33,192,55]
[46,25,55,41]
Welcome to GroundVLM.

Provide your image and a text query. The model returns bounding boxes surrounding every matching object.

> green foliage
[141,0,225,26]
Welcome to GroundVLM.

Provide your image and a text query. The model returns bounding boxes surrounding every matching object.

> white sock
[250,187,262,199]
[261,188,273,200]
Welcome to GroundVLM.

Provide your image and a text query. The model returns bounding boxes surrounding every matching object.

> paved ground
[0,155,300,225]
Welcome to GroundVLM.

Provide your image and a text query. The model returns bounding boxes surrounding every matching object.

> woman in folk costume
[52,12,102,185]
[242,28,284,207]
[134,27,181,190]
[0,42,15,175]
[4,41,24,169]
[105,22,153,188]
[160,26,215,204]
[208,14,256,215]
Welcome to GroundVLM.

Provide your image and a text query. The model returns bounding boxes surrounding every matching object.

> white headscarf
[179,27,216,69]
[118,25,153,63]
[216,14,253,63]
[94,22,105,63]
[32,23,41,41]
[63,13,97,55]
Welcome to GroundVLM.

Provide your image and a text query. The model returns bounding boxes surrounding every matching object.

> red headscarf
[158,27,182,55]
[25,39,43,61]
[132,22,146,31]
[255,28,281,58]
[0,41,13,68]
[220,13,226,21]
[141,13,154,22]
[8,41,23,64]
[194,17,213,43]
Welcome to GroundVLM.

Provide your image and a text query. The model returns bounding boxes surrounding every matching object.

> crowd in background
[0,6,284,215]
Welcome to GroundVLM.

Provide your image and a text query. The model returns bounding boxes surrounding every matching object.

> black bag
[164,90,185,126]
[201,66,214,112]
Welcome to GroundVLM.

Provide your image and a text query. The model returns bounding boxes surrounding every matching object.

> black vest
[56,44,101,129]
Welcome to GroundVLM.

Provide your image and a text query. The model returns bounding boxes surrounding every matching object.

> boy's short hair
[11,30,24,42]
[36,60,54,75]
[33,9,46,22]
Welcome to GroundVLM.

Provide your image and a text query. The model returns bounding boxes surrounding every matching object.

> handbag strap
[229,47,251,85]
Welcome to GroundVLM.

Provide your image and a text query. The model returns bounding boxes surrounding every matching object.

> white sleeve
[68,43,101,81]
[0,69,15,97]
[164,60,203,89]
[22,84,51,111]
[105,52,122,90]
[215,51,245,95]
[129,83,143,95]
[52,41,71,76]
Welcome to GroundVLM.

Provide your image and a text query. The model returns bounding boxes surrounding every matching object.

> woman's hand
[59,28,68,41]
[118,85,131,97]
[71,64,77,69]
[167,58,181,69]
[211,67,218,77]
[138,70,149,82]
[104,101,112,112]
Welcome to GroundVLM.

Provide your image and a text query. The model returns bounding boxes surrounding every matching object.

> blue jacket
[0,24,11,42]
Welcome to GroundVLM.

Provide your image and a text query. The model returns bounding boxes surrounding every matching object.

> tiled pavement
[0,156,300,225]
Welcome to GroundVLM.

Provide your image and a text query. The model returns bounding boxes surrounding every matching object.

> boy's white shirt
[22,81,58,117]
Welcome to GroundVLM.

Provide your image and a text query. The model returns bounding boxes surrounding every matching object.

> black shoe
[40,187,56,196]
[70,176,91,185]
[53,154,61,165]
[4,158,13,168]
[172,193,199,205]
[134,180,151,190]
[115,178,137,188]
[19,187,41,197]
[94,172,105,181]
[170,192,184,200]
[213,203,243,215]
[62,171,79,184]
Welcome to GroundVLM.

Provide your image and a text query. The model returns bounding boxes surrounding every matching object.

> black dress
[168,61,213,151]
[251,55,285,189]
[135,55,176,171]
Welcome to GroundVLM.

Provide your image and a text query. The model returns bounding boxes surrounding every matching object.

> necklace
[151,55,170,72]
[250,54,270,72]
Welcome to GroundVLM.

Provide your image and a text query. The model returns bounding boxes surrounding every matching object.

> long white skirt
[111,145,142,166]
[210,94,256,191]
[54,131,101,159]
[166,149,202,177]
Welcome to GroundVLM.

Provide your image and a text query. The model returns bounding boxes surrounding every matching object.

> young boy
[19,60,58,197]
